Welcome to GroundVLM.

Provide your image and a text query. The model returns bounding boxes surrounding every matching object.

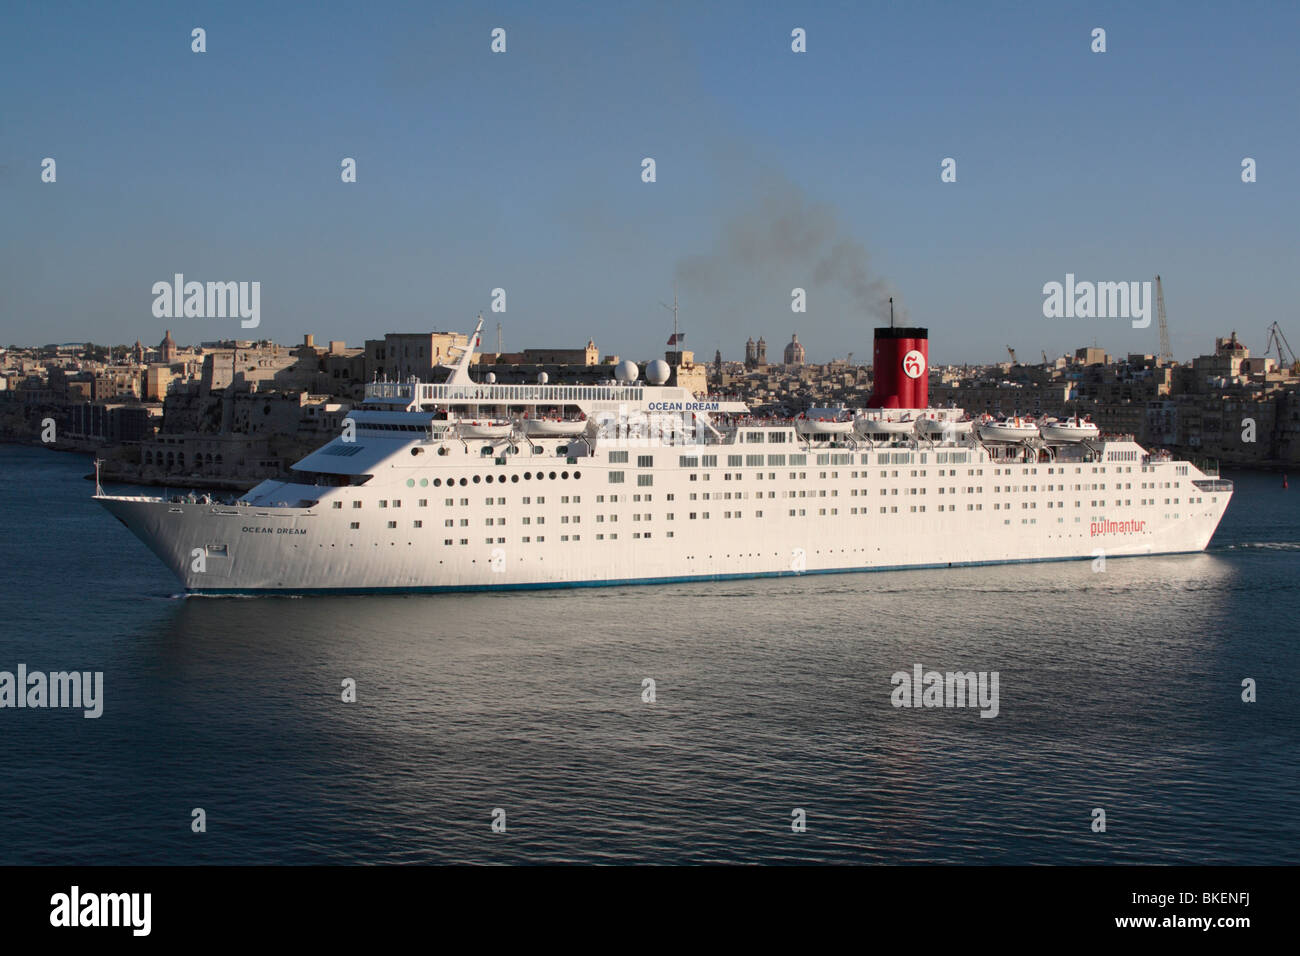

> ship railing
[365,382,650,404]
[1191,478,1232,492]
[1190,456,1220,476]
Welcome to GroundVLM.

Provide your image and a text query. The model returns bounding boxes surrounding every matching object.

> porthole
[473,475,481,483]
[574,471,581,479]
[549,471,557,480]
[459,478,467,486]
[486,475,494,483]
[433,478,441,487]
[524,472,532,480]
[406,478,415,487]
[561,471,569,479]
[410,448,421,456]
[511,475,519,483]
[420,478,428,487]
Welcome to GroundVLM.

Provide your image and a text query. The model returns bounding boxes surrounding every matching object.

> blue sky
[2,0,1297,365]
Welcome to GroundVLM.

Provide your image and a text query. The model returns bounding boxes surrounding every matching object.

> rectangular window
[609,471,625,483]
[609,451,628,463]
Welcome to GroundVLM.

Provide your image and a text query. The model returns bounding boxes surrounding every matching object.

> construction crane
[1042,350,1048,366]
[1006,345,1017,365]
[1264,322,1299,373]
[1154,275,1173,362]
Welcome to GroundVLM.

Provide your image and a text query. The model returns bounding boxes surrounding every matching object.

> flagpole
[673,288,679,366]
[660,290,681,367]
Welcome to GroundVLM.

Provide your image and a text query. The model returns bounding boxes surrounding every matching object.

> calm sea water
[0,443,1296,864]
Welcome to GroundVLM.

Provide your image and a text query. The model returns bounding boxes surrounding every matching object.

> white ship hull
[98,438,1232,594]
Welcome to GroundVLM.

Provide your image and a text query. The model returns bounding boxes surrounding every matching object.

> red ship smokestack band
[868,326,928,409]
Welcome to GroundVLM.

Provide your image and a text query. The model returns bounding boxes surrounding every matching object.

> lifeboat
[855,416,916,437]
[1039,416,1100,442]
[977,417,1040,442]
[795,417,856,436]
[458,419,514,438]
[523,418,589,437]
[916,417,973,437]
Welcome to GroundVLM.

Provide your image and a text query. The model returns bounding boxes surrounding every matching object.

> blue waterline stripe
[188,548,1202,596]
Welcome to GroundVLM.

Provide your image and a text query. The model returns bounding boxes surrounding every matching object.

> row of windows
[347,494,1205,536]
[402,470,581,489]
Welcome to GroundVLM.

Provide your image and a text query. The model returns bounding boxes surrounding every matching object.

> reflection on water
[1,447,1296,863]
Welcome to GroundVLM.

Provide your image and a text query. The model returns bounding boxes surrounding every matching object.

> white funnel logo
[902,349,926,379]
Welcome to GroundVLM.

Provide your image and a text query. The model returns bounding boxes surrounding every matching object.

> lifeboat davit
[977,417,1040,442]
[796,417,855,436]
[458,420,514,438]
[522,418,588,437]
[1039,417,1100,442]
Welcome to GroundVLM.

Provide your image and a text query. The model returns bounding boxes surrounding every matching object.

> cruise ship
[96,319,1233,594]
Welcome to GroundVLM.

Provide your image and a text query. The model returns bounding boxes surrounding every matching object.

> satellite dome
[537,371,549,384]
[615,360,639,383]
[646,359,670,385]
[485,372,497,384]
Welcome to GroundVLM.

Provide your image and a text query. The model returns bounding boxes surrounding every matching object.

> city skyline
[4,1,1297,365]
[1,321,1275,369]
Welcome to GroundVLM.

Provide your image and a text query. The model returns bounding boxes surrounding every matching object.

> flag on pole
[667,333,685,345]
